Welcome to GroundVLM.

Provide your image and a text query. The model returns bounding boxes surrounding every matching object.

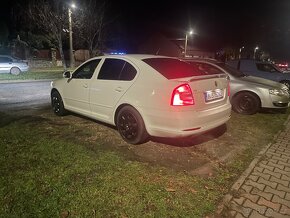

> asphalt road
[0,81,51,112]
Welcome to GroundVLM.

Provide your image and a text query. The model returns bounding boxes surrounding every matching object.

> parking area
[0,81,288,176]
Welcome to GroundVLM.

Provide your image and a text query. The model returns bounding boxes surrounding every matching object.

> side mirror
[63,71,71,78]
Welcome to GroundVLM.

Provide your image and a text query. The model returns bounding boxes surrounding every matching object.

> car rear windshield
[142,58,206,79]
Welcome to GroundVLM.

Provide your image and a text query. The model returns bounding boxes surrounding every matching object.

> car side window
[72,59,101,79]
[98,58,137,81]
[197,63,224,75]
[0,57,12,63]
[120,62,137,80]
[256,63,280,73]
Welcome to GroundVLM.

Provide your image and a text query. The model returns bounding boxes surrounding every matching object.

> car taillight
[227,81,230,96]
[171,84,194,106]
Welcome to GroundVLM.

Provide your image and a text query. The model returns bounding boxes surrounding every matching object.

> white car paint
[51,54,231,144]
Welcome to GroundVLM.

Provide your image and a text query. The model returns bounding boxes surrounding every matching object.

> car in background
[185,58,290,115]
[51,54,231,144]
[275,61,288,71]
[0,55,29,75]
[226,59,290,89]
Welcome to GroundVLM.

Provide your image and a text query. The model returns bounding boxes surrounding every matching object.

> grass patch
[0,110,289,217]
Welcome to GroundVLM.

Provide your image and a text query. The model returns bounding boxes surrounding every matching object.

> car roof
[92,54,179,61]
[182,58,223,65]
[228,59,272,64]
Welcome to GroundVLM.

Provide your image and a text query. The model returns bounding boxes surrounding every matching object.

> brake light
[227,81,230,96]
[171,84,194,106]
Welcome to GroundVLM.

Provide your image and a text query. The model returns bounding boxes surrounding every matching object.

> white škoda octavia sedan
[51,55,231,144]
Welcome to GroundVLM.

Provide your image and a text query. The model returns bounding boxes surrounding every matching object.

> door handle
[83,84,88,88]
[115,87,123,92]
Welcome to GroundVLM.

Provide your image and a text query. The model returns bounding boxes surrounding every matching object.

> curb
[214,113,290,217]
[0,79,54,84]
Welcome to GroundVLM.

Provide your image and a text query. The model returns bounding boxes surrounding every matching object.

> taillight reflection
[171,84,195,106]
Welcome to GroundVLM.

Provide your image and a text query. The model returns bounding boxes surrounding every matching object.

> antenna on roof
[155,48,160,55]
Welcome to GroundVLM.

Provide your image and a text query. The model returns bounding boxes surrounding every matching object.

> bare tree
[27,0,67,69]
[74,0,107,57]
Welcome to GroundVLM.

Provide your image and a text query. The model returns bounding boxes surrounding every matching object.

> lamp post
[253,46,259,59]
[184,30,193,57]
[68,3,76,68]
[239,46,244,59]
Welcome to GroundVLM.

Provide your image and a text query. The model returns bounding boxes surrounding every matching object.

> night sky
[109,0,290,60]
[1,0,290,60]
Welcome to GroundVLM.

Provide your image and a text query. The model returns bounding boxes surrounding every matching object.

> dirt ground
[1,81,239,177]
[2,105,245,178]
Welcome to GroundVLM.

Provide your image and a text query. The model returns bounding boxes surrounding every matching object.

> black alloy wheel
[117,106,148,144]
[232,92,260,115]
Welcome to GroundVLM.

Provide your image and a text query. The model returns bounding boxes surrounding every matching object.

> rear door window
[143,58,206,79]
[0,57,12,63]
[98,58,137,81]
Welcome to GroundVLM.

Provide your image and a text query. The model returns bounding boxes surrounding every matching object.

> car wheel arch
[51,88,67,106]
[114,103,144,125]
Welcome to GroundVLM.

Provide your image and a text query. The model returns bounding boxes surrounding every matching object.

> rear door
[89,58,138,122]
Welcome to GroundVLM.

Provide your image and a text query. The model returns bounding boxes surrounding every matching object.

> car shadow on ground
[69,111,228,147]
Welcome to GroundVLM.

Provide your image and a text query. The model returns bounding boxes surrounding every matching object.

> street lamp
[239,46,244,59]
[68,3,76,68]
[184,30,193,57]
[253,46,259,59]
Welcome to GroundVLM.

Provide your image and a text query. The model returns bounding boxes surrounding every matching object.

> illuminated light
[71,3,76,8]
[171,84,194,106]
[183,127,201,131]
[110,52,126,55]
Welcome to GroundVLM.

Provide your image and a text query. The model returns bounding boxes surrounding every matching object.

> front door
[63,59,101,115]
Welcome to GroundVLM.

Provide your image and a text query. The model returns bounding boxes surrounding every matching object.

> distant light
[71,3,76,8]
[110,52,126,55]
[255,46,259,50]
[189,30,194,35]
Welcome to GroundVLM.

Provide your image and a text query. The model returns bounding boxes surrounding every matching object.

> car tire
[10,67,21,75]
[232,92,260,115]
[116,106,149,144]
[51,91,67,116]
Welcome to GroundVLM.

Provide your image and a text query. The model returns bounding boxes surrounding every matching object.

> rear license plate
[204,89,223,102]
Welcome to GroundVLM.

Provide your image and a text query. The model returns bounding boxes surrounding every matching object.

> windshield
[216,62,246,77]
[143,58,207,79]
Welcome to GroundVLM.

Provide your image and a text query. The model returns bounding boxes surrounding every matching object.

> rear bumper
[141,103,232,138]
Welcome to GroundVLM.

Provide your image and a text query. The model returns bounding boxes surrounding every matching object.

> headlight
[269,89,286,96]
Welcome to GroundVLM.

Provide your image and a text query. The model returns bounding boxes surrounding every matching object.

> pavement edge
[214,113,290,217]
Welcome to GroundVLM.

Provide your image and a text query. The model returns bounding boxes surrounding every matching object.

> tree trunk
[57,32,66,70]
